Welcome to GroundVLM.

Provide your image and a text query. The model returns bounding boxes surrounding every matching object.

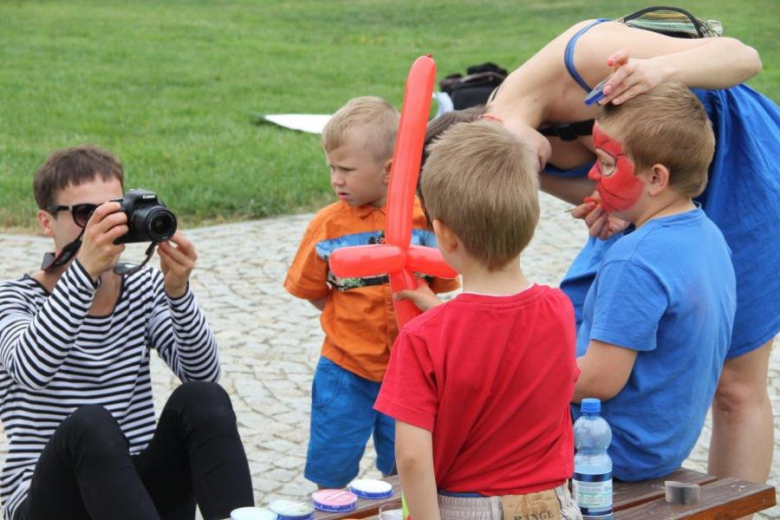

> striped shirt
[0,260,219,519]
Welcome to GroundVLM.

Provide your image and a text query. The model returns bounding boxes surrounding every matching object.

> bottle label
[572,472,612,516]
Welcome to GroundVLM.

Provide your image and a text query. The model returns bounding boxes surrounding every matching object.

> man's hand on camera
[77,202,128,282]
[157,233,197,299]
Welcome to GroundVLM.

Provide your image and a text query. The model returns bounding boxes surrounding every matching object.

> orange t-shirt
[284,199,460,382]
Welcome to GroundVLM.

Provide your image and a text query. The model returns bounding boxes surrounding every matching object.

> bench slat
[313,471,776,520]
[616,477,776,519]
[613,467,717,511]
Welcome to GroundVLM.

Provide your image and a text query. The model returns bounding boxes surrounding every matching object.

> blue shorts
[305,356,395,488]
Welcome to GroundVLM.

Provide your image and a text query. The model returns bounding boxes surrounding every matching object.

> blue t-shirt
[572,207,736,481]
[561,85,780,358]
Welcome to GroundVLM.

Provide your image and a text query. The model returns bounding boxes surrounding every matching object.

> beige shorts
[437,482,582,520]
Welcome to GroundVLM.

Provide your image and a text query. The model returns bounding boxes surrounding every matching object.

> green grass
[1,0,777,230]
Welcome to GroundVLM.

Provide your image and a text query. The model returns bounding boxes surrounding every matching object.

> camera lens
[151,215,171,236]
[131,206,177,242]
[145,209,177,242]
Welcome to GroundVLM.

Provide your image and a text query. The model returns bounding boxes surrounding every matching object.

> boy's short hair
[34,144,124,209]
[417,106,487,220]
[598,82,714,197]
[322,96,399,162]
[422,120,540,271]
[425,106,486,153]
[423,105,486,167]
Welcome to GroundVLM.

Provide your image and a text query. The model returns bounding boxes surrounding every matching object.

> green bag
[617,6,723,38]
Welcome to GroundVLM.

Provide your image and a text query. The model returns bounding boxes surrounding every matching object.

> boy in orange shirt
[284,97,459,488]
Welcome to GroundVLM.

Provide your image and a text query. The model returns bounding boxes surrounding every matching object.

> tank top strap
[565,18,611,92]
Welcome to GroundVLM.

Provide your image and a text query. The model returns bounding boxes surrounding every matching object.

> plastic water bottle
[573,398,614,520]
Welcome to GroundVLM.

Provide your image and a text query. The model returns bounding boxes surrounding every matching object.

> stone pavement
[0,192,777,518]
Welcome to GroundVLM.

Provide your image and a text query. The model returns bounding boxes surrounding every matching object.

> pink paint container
[311,489,358,513]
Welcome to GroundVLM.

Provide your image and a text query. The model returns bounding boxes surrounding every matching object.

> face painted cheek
[597,155,643,213]
[591,124,644,213]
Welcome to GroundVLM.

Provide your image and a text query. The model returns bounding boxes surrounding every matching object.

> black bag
[617,6,723,38]
[439,62,508,110]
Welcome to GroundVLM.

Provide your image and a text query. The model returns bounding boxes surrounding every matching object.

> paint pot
[230,507,279,520]
[268,499,315,520]
[349,479,394,500]
[312,489,358,513]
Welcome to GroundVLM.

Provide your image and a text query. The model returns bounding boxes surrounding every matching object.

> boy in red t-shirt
[375,121,581,520]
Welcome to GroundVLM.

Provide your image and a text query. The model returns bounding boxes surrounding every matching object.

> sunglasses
[47,203,98,228]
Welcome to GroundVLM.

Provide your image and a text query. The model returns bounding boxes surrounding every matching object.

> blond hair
[322,96,399,162]
[422,120,540,271]
[598,82,714,197]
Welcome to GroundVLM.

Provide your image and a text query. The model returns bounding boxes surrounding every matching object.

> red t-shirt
[374,285,578,495]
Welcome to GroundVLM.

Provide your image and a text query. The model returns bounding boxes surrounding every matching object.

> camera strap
[42,238,156,277]
[41,229,85,271]
[114,242,157,277]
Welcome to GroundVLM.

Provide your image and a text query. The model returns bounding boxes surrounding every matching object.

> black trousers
[15,382,254,520]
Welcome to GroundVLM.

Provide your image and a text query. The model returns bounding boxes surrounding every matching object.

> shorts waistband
[438,489,486,498]
[437,483,582,520]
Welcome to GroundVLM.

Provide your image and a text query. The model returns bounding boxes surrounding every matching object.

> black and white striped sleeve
[0,261,97,389]
[147,272,220,383]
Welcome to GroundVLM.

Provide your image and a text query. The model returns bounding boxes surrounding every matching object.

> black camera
[112,189,177,244]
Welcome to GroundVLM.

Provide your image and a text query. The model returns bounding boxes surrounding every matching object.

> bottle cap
[349,478,394,499]
[581,397,601,414]
[268,500,315,520]
[311,489,358,513]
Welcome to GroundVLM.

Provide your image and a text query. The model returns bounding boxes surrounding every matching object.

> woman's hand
[571,195,629,240]
[599,50,669,105]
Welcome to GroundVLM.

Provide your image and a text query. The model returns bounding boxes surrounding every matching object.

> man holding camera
[0,145,254,520]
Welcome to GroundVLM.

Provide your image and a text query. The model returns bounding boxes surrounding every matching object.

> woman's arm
[539,174,596,206]
[577,22,762,104]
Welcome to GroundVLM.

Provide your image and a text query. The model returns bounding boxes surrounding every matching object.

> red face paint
[588,124,643,213]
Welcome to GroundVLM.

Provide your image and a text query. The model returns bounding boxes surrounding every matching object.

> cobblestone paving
[0,192,777,518]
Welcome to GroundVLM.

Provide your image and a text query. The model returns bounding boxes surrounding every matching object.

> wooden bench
[313,468,776,520]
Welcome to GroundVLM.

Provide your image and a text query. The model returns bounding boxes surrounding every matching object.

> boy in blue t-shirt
[572,82,736,481]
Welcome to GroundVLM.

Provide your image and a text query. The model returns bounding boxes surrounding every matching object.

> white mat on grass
[263,92,454,134]
[263,114,332,134]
